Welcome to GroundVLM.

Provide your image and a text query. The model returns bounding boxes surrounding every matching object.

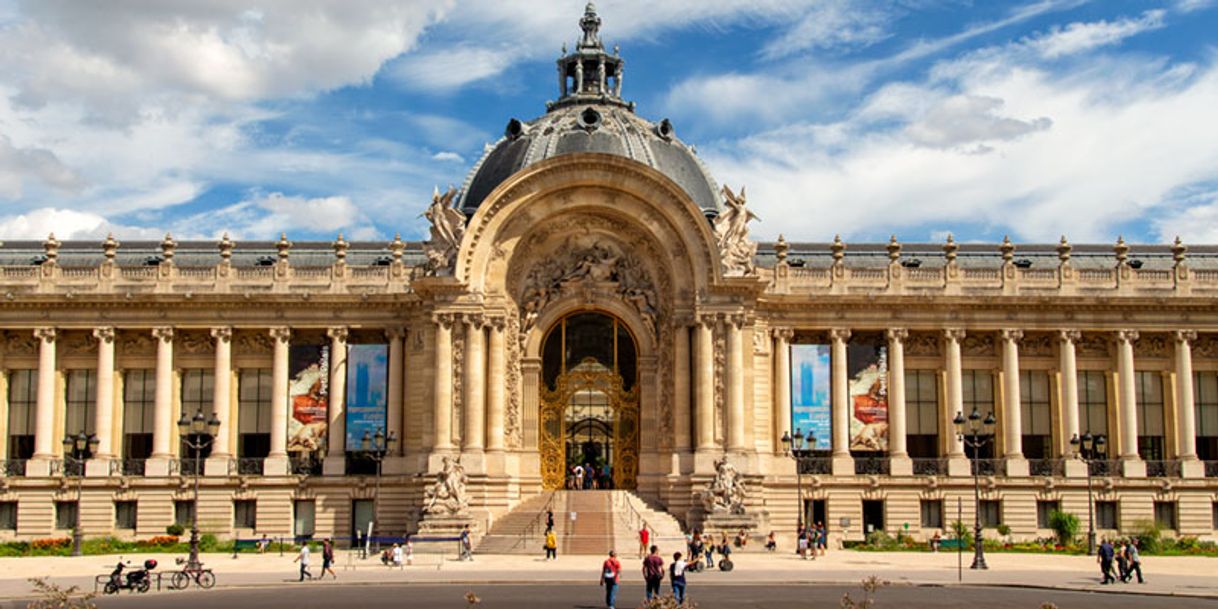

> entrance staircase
[476,490,685,555]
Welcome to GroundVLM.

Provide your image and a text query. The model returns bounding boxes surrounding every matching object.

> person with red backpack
[642,545,665,601]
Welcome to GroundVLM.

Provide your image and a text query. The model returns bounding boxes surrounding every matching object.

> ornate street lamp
[1069,431,1107,556]
[177,408,221,571]
[781,428,817,530]
[61,430,99,557]
[954,407,995,570]
[359,428,396,549]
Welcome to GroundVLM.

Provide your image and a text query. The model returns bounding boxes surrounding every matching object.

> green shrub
[996,523,1011,538]
[865,530,898,549]
[1048,511,1079,547]
[198,533,221,552]
[949,520,974,548]
[165,524,185,537]
[1131,519,1161,554]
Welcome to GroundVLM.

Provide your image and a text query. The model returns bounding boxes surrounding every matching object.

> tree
[1048,511,1079,547]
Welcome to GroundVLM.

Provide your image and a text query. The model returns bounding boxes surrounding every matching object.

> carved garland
[505,313,523,448]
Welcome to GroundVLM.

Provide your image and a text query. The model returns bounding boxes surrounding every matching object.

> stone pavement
[0,549,1213,601]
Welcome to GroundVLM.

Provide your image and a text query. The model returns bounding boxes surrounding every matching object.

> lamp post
[781,429,817,531]
[61,430,99,557]
[176,408,221,571]
[954,407,995,570]
[1069,431,1106,556]
[359,428,396,543]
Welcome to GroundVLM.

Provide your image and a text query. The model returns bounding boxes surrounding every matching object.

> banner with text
[287,344,329,453]
[345,344,389,451]
[847,341,889,452]
[790,344,832,450]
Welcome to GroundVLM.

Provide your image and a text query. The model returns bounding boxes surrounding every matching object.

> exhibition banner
[287,345,330,453]
[847,341,889,452]
[790,344,832,450]
[345,344,389,451]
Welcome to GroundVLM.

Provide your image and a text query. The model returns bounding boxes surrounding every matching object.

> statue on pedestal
[702,457,747,515]
[422,456,469,516]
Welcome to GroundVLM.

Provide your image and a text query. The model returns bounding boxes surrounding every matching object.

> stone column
[266,327,291,475]
[148,327,175,476]
[463,315,486,454]
[726,315,747,453]
[829,328,854,475]
[887,328,911,475]
[1175,331,1202,478]
[29,328,57,475]
[1059,330,1086,477]
[1115,330,1145,477]
[87,327,116,476]
[486,318,507,454]
[944,329,969,476]
[1001,329,1028,476]
[205,327,233,476]
[433,314,455,452]
[694,316,715,454]
[323,326,348,475]
[386,327,405,455]
[773,328,793,455]
[672,323,692,464]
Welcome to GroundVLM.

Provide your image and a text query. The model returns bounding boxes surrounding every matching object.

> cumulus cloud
[904,94,1052,150]
[0,207,161,240]
[177,191,378,240]
[0,135,84,198]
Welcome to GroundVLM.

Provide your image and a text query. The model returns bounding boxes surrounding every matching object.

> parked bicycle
[170,557,216,590]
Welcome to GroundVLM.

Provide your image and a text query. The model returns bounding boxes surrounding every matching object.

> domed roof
[455,3,722,216]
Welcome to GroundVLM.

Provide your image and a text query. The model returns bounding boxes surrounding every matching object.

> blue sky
[0,0,1216,244]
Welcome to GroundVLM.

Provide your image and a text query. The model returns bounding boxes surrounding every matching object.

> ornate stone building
[0,5,1215,546]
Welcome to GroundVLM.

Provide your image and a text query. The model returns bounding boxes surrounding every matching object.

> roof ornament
[551,3,630,110]
[579,2,602,50]
[423,185,466,276]
[714,185,759,276]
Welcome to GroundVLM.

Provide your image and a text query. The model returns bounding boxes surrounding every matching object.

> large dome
[455,3,722,216]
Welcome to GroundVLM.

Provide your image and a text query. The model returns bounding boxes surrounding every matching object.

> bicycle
[170,563,216,590]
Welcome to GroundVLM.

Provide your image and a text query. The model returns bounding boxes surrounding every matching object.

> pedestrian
[257,534,270,553]
[599,549,622,609]
[574,464,585,490]
[638,525,650,558]
[642,545,665,601]
[670,551,687,605]
[584,463,594,489]
[321,537,337,580]
[717,537,733,570]
[294,543,312,582]
[735,529,748,548]
[930,532,941,553]
[1098,538,1116,584]
[545,527,558,560]
[404,535,414,566]
[459,524,474,561]
[1125,539,1144,584]
[546,509,555,531]
[392,542,404,567]
[817,523,828,557]
[797,526,809,559]
[703,534,715,569]
[1115,540,1129,583]
[765,530,777,552]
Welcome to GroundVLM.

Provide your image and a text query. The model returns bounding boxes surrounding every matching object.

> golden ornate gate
[540,358,639,490]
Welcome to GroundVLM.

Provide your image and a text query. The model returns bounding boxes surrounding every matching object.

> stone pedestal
[415,514,477,554]
[1063,459,1087,478]
[263,455,290,477]
[947,457,971,477]
[889,456,912,476]
[323,456,346,476]
[701,511,764,538]
[1120,458,1145,478]
[145,457,171,477]
[204,457,231,477]
[1180,459,1203,479]
[85,459,114,478]
[1004,457,1029,477]
[830,455,854,476]
[25,458,52,477]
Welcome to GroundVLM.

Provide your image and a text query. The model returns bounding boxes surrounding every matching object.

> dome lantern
[551,2,631,111]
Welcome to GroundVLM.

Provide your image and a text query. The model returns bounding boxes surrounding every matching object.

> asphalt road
[76,583,1214,609]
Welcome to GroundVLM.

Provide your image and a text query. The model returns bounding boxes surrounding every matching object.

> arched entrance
[539,312,639,490]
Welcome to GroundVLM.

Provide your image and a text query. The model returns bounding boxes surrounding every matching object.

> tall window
[6,370,37,460]
[905,370,939,458]
[64,370,96,454]
[920,499,943,529]
[0,501,16,530]
[234,499,257,529]
[180,370,214,461]
[1135,372,1165,460]
[1019,371,1052,459]
[123,370,156,460]
[115,501,137,530]
[1193,371,1218,461]
[962,370,995,459]
[1096,501,1118,530]
[54,501,78,530]
[1036,500,1060,529]
[174,500,195,527]
[1154,501,1177,530]
[294,500,316,539]
[979,500,1002,527]
[238,369,272,460]
[1078,371,1109,437]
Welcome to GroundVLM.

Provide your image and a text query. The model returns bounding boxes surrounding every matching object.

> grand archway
[539,312,640,490]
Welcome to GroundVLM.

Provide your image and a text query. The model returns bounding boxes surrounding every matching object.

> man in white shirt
[294,544,312,582]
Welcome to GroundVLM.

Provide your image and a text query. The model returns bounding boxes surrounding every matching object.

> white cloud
[760,0,893,59]
[903,94,1052,150]
[0,207,161,240]
[432,151,464,162]
[1027,10,1165,59]
[1175,0,1215,13]
[0,135,84,198]
[176,192,377,240]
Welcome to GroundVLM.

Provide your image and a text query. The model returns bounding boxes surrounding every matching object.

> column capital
[1116,329,1139,344]
[1001,329,1024,343]
[695,313,717,330]
[269,326,292,343]
[432,312,456,328]
[727,314,746,329]
[886,328,908,343]
[1059,329,1081,343]
[772,327,794,341]
[326,326,349,342]
[92,327,116,343]
[210,326,232,343]
[34,327,56,343]
[152,326,174,342]
[943,328,966,342]
[829,328,852,342]
[487,316,508,332]
[463,313,487,330]
[1174,329,1198,344]
[384,326,406,341]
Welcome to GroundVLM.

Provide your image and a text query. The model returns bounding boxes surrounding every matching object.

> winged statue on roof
[422,185,466,276]
[714,184,760,276]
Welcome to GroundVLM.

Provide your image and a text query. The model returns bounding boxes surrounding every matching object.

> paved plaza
[0,550,1212,606]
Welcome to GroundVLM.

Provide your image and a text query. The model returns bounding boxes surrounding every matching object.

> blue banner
[790,344,832,451]
[345,344,389,451]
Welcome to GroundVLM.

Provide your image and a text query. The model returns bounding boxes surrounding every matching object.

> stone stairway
[475,490,687,556]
